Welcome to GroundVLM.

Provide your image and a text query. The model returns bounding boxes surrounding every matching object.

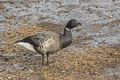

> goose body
[15,19,81,65]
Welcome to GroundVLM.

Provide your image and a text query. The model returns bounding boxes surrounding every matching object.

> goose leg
[46,53,49,65]
[41,54,44,65]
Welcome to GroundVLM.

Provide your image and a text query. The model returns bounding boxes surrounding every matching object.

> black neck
[63,28,72,37]
[59,28,73,49]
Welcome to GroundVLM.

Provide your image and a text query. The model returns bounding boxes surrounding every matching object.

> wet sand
[0,24,120,80]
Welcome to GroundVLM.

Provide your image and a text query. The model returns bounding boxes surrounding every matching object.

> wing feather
[30,31,60,53]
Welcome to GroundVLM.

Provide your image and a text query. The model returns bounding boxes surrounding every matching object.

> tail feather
[13,40,22,45]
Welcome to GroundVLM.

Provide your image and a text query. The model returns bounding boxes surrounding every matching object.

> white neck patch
[16,42,36,52]
[65,28,71,31]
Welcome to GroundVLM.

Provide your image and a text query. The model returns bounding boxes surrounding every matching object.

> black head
[65,19,81,29]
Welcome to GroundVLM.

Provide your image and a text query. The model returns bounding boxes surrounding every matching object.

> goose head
[65,19,81,29]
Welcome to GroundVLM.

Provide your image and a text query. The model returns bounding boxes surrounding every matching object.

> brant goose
[14,19,81,65]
